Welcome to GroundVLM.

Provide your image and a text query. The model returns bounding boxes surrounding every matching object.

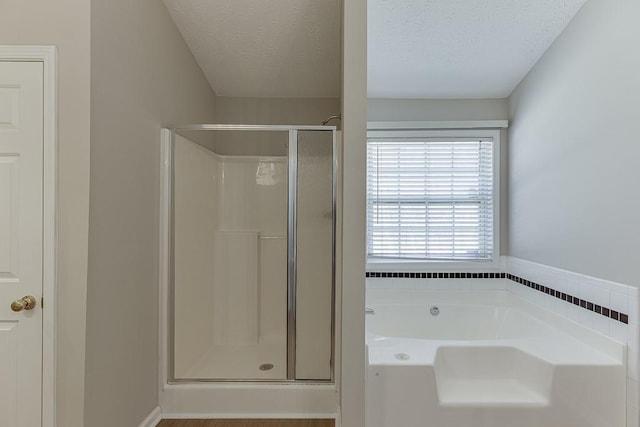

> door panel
[0,321,18,425]
[0,61,44,427]
[0,157,19,278]
[0,86,20,131]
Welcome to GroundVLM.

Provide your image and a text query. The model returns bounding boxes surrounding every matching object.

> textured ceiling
[164,0,342,98]
[369,0,589,98]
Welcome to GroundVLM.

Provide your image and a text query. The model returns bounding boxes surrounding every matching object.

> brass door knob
[11,296,37,312]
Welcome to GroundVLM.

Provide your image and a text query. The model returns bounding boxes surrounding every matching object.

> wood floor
[157,420,335,427]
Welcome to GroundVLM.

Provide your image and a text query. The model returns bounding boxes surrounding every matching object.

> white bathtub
[366,290,626,427]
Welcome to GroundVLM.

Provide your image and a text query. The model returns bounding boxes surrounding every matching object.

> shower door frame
[160,124,337,384]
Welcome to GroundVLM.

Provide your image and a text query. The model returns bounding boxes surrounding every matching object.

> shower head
[322,114,342,126]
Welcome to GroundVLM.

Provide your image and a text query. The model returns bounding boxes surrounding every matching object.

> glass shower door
[295,130,335,380]
[172,129,289,380]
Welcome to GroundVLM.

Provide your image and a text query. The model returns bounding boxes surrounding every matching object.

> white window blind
[367,139,494,261]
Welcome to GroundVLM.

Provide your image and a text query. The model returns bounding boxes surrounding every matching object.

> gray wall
[84,0,217,425]
[508,0,640,287]
[368,98,508,121]
[216,96,341,126]
[206,96,341,156]
[368,98,510,255]
[341,0,367,424]
[0,2,91,425]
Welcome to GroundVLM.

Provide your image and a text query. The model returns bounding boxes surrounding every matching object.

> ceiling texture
[165,0,588,100]
[164,0,342,98]
[368,0,589,98]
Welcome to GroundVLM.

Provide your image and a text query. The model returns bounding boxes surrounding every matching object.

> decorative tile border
[366,272,506,279]
[365,270,628,325]
[507,273,629,324]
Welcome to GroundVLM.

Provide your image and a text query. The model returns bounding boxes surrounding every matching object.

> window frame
[366,128,501,272]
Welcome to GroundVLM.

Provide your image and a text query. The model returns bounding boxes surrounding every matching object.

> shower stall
[161,125,337,384]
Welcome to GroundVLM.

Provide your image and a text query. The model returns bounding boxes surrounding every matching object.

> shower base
[178,342,286,381]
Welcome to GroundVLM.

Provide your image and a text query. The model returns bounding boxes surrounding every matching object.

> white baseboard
[139,406,162,427]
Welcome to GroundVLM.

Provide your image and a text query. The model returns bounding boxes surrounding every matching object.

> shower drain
[394,353,410,361]
[259,363,274,371]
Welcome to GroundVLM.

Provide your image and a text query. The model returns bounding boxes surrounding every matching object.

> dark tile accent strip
[507,273,629,325]
[365,272,506,279]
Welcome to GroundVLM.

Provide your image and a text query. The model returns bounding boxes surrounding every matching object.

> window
[366,129,499,267]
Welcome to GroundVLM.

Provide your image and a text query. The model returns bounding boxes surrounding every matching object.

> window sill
[367,258,503,272]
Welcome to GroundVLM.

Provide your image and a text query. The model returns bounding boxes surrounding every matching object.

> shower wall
[173,135,218,375]
[173,134,288,380]
[214,153,288,349]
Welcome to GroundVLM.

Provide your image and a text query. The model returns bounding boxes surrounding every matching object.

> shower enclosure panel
[295,130,335,380]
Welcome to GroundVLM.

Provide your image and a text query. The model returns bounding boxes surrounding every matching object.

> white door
[0,61,44,427]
